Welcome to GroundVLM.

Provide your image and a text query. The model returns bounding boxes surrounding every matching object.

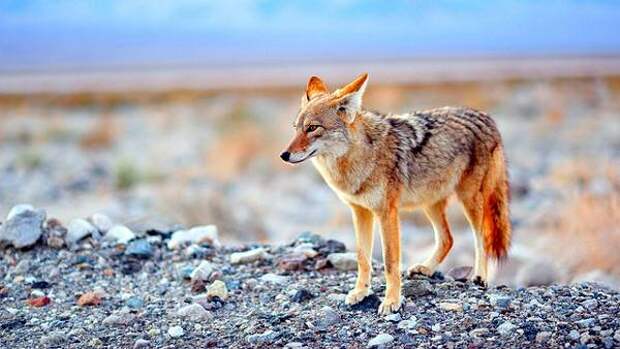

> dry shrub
[546,193,620,276]
[80,114,117,149]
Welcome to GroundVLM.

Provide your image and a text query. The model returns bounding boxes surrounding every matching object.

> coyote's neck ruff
[281,73,511,315]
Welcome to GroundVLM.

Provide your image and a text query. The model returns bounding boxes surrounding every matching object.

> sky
[1,0,619,72]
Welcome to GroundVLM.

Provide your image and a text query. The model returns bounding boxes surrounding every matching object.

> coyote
[280,73,511,314]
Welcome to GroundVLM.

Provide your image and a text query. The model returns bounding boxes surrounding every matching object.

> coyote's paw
[472,276,488,288]
[378,296,402,315]
[407,264,434,277]
[345,288,372,305]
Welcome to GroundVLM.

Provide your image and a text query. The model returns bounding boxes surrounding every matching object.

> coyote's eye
[305,125,319,133]
[337,106,347,113]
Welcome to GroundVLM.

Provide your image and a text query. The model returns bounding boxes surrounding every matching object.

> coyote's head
[280,73,369,164]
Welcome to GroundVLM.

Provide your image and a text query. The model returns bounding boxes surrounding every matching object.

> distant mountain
[1,1,619,72]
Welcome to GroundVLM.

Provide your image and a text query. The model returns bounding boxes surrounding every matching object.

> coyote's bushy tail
[483,146,511,261]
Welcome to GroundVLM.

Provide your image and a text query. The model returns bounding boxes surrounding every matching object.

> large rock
[230,248,268,264]
[167,225,220,249]
[65,219,98,245]
[89,213,113,234]
[0,205,46,248]
[327,252,357,271]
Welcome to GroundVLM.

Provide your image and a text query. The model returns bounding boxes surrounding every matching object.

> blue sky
[1,1,619,72]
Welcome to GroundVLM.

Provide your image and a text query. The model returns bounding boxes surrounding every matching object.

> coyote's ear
[305,76,329,101]
[335,73,368,123]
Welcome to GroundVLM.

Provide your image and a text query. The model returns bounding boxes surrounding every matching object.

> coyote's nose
[280,151,290,162]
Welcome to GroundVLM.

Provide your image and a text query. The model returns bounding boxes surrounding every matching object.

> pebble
[177,303,212,320]
[470,328,490,337]
[133,338,150,349]
[582,299,598,310]
[397,318,418,330]
[103,312,135,326]
[489,294,513,309]
[190,260,214,282]
[66,218,98,244]
[291,289,314,303]
[535,331,552,343]
[438,302,463,312]
[105,225,136,244]
[367,333,394,347]
[247,330,279,344]
[230,247,268,264]
[278,253,307,271]
[90,213,114,233]
[260,273,289,285]
[27,296,51,307]
[206,280,228,300]
[326,252,357,271]
[168,325,185,338]
[403,279,433,297]
[0,206,46,248]
[497,321,518,336]
[167,225,220,249]
[125,239,153,259]
[293,243,318,258]
[126,296,144,309]
[384,313,401,322]
[568,329,580,340]
[315,306,341,330]
[77,292,102,306]
[40,330,66,346]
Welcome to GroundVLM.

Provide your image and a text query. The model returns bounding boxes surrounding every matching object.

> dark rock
[278,253,307,271]
[125,239,153,259]
[349,294,381,312]
[30,281,51,289]
[403,279,433,297]
[291,289,314,303]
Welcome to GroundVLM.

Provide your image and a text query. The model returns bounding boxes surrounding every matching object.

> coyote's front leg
[345,204,375,305]
[377,199,402,315]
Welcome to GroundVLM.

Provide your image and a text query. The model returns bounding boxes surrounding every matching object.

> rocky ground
[1,206,620,348]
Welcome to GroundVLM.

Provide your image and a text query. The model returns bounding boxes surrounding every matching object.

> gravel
[1,227,619,348]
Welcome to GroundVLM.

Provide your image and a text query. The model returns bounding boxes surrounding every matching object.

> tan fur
[281,73,511,314]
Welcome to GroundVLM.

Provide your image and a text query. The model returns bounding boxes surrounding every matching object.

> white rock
[6,204,34,220]
[497,321,518,336]
[438,302,463,312]
[327,252,358,271]
[168,325,184,338]
[397,319,418,330]
[293,243,318,258]
[230,248,268,264]
[190,261,214,282]
[65,219,97,244]
[260,273,289,285]
[367,333,394,347]
[206,280,228,300]
[176,303,212,320]
[167,225,220,249]
[90,213,113,233]
[105,225,136,244]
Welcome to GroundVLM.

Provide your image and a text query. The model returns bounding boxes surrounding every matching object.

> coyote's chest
[311,156,384,208]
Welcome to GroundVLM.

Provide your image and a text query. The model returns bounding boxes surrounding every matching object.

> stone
[27,296,51,307]
[125,239,153,259]
[497,321,518,337]
[103,312,135,326]
[489,294,513,309]
[0,206,46,248]
[447,266,473,281]
[385,313,401,322]
[105,225,136,244]
[293,243,318,258]
[90,213,114,233]
[278,253,307,271]
[7,204,35,220]
[133,339,150,349]
[167,225,220,249]
[403,279,433,297]
[40,330,66,346]
[206,280,228,301]
[582,299,598,310]
[190,261,214,282]
[568,329,580,340]
[327,252,357,271]
[350,294,382,312]
[397,319,418,330]
[247,330,279,344]
[438,302,463,312]
[291,289,314,303]
[536,331,552,343]
[470,328,490,337]
[367,333,394,347]
[44,218,67,248]
[320,239,347,254]
[177,303,212,320]
[65,218,97,244]
[230,248,268,264]
[78,292,102,306]
[168,325,184,338]
[260,273,289,285]
[126,296,144,309]
[315,306,341,330]
[576,318,595,328]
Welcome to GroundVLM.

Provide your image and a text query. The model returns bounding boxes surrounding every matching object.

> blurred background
[1,1,619,288]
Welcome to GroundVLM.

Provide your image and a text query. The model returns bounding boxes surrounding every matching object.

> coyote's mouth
[289,149,317,164]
